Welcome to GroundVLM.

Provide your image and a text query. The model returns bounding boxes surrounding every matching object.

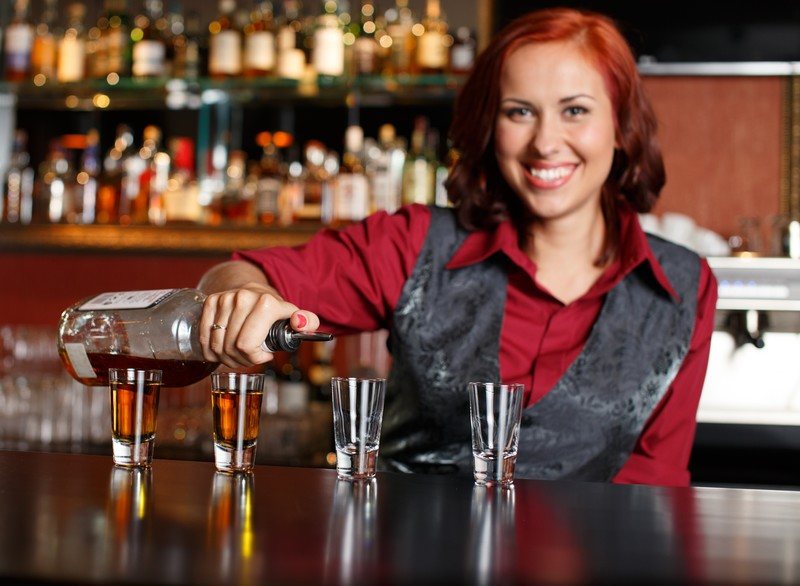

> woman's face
[494,41,617,224]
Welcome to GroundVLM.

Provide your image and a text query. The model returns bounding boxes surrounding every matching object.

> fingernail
[295,314,308,329]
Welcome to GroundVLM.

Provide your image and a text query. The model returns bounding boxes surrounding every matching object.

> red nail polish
[295,314,308,329]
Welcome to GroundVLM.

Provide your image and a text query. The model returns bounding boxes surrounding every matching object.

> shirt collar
[444,206,681,303]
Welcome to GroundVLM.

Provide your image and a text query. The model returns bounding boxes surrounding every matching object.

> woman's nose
[529,115,561,157]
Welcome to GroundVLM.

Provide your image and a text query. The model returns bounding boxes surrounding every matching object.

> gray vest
[381,207,700,481]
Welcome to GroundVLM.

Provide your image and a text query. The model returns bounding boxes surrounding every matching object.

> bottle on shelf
[244,0,277,77]
[216,150,256,225]
[382,0,414,76]
[177,10,204,79]
[334,125,370,223]
[147,130,171,226]
[449,26,475,74]
[4,0,33,82]
[415,0,448,74]
[163,136,201,223]
[352,1,379,76]
[208,0,243,78]
[57,288,333,388]
[312,0,345,81]
[1,129,34,224]
[367,123,405,213]
[279,159,304,225]
[99,0,132,81]
[36,140,76,224]
[96,124,132,224]
[256,131,287,226]
[73,129,100,224]
[128,125,163,224]
[132,0,167,79]
[30,0,57,84]
[57,2,88,84]
[402,116,435,205]
[276,0,306,80]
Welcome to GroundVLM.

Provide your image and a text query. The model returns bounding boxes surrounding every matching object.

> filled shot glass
[468,382,524,487]
[109,368,162,468]
[331,377,386,480]
[211,372,265,473]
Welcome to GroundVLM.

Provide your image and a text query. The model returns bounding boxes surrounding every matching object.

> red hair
[445,8,665,263]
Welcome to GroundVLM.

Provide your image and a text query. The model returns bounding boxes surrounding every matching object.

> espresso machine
[694,256,800,485]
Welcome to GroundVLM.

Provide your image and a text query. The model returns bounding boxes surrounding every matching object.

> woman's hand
[198,282,320,368]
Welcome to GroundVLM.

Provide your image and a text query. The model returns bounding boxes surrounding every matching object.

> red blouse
[235,204,718,487]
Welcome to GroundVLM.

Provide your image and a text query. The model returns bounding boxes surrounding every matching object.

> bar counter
[0,450,798,585]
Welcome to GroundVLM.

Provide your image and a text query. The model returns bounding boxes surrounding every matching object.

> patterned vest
[381,207,700,481]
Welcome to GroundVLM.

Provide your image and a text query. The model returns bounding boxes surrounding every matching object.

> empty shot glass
[468,382,525,487]
[109,368,162,467]
[331,377,386,480]
[211,372,265,473]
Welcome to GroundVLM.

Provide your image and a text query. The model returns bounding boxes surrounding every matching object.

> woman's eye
[564,105,589,117]
[505,107,531,120]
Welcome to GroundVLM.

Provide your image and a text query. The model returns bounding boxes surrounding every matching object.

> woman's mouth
[523,164,576,189]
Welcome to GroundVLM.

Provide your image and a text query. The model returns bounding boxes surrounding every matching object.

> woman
[197,8,717,486]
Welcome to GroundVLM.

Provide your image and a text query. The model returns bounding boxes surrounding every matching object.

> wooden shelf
[0,223,321,255]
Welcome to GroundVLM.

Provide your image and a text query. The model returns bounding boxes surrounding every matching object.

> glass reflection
[106,466,152,574]
[207,472,256,583]
[468,485,517,585]
[324,478,379,584]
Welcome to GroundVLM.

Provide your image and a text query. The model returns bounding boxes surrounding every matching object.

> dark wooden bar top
[0,450,798,585]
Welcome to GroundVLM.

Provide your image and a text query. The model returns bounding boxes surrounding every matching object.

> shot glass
[468,382,524,487]
[211,372,265,473]
[109,368,162,467]
[331,377,386,480]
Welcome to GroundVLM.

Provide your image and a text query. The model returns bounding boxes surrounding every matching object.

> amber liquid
[59,350,217,388]
[110,380,160,442]
[212,389,263,449]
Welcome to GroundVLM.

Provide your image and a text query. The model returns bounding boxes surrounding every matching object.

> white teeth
[528,166,571,182]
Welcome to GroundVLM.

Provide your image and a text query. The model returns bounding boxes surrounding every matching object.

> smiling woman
[198,7,718,487]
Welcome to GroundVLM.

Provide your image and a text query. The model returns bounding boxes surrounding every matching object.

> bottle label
[132,40,165,77]
[313,27,344,76]
[64,343,96,379]
[210,30,242,75]
[417,31,447,69]
[335,174,369,220]
[79,289,178,311]
[450,44,474,72]
[58,36,86,82]
[5,24,33,71]
[245,31,275,71]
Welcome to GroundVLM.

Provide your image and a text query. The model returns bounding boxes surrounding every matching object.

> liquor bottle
[163,136,201,223]
[132,0,167,78]
[209,0,243,78]
[147,130,171,226]
[4,0,33,81]
[449,26,475,74]
[100,0,132,80]
[415,0,448,74]
[368,123,405,213]
[312,1,344,81]
[57,288,333,388]
[334,125,370,222]
[1,129,34,224]
[128,125,162,224]
[217,150,256,225]
[73,129,100,224]
[352,1,379,76]
[256,132,286,226]
[278,159,304,225]
[402,116,435,205]
[57,2,88,83]
[177,11,203,79]
[383,0,414,76]
[244,1,276,77]
[96,125,132,224]
[293,140,328,223]
[36,140,76,224]
[276,0,306,80]
[30,0,57,83]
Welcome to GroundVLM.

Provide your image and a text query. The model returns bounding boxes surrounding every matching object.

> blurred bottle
[176,11,203,79]
[276,0,306,80]
[100,0,132,80]
[244,1,277,77]
[312,1,344,81]
[163,136,201,223]
[368,123,405,213]
[402,117,435,205]
[449,26,475,74]
[2,129,34,224]
[257,131,288,226]
[4,0,33,81]
[293,140,327,223]
[415,0,448,74]
[279,159,303,225]
[36,140,76,224]
[57,2,88,83]
[130,125,164,224]
[352,1,379,76]
[96,125,132,224]
[73,129,101,224]
[30,0,57,83]
[428,128,450,207]
[334,125,370,223]
[217,150,256,225]
[383,0,414,76]
[147,131,171,226]
[209,0,243,78]
[132,0,167,78]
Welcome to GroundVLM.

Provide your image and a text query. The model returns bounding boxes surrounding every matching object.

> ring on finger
[211,323,227,331]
